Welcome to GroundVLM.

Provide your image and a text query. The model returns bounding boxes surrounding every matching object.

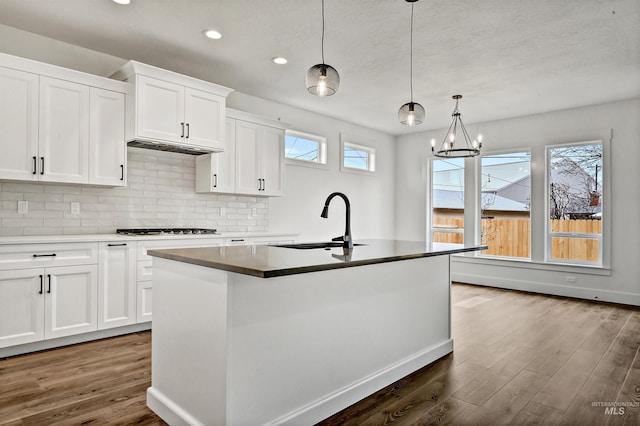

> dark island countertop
[148,239,487,278]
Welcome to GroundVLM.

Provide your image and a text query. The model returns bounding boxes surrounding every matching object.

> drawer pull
[33,253,56,258]
[47,274,51,294]
[108,243,127,247]
[231,239,244,242]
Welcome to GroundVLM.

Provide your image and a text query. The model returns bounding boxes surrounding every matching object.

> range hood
[127,140,213,155]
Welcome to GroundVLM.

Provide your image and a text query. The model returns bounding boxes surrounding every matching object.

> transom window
[342,141,375,173]
[284,130,327,167]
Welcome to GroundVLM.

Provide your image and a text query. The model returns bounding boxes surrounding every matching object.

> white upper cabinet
[195,118,236,194]
[0,53,127,186]
[137,76,185,143]
[0,67,39,181]
[196,111,285,197]
[235,119,285,197]
[112,61,233,153]
[39,76,90,184]
[89,88,126,186]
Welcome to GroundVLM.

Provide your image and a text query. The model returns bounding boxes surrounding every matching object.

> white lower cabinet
[98,242,137,330]
[0,264,98,348]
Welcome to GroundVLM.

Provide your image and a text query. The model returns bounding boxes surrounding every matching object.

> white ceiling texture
[1,0,638,135]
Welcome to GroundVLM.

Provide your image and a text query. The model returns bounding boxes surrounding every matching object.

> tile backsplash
[0,147,268,236]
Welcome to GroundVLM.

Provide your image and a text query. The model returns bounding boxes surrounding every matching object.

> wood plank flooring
[2,283,640,425]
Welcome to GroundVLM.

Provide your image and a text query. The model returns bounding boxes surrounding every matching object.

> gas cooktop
[116,228,218,236]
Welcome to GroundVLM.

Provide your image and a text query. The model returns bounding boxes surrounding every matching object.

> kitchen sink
[271,242,367,250]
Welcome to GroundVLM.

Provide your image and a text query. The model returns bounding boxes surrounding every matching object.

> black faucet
[320,192,353,250]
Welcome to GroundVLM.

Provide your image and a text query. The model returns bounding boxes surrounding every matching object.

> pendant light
[398,0,425,126]
[431,95,483,158]
[306,0,340,97]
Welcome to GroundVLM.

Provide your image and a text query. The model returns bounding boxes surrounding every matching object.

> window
[341,141,375,173]
[431,158,465,243]
[481,152,531,258]
[547,141,603,265]
[284,130,327,168]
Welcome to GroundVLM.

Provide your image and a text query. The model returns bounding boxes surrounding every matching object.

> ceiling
[1,0,639,135]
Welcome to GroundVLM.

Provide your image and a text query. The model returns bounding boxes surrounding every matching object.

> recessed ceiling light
[203,29,222,40]
[272,57,288,65]
[112,0,131,4]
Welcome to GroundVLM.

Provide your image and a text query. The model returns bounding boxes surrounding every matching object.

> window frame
[545,140,604,267]
[284,129,328,170]
[340,139,376,175]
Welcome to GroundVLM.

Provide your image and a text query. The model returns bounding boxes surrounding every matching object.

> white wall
[0,25,396,242]
[396,98,640,305]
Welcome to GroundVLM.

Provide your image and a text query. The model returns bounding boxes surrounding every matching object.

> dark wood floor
[2,283,640,425]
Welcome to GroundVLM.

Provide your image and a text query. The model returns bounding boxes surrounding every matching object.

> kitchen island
[147,239,485,425]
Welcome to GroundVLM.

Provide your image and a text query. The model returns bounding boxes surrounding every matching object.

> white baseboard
[147,387,205,426]
[452,272,640,306]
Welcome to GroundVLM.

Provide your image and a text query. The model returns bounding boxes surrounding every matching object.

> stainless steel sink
[271,242,367,250]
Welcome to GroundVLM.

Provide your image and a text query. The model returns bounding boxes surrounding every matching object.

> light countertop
[148,239,487,278]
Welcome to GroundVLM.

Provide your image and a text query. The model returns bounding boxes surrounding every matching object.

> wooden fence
[433,217,601,261]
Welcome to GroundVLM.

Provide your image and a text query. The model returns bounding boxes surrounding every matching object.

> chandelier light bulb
[478,133,483,143]
[316,74,328,97]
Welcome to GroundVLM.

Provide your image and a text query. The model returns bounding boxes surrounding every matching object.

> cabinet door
[137,281,153,323]
[98,242,136,330]
[90,88,126,186]
[235,120,262,195]
[0,269,44,348]
[136,75,184,143]
[39,77,90,183]
[44,264,98,339]
[0,67,39,181]
[260,126,285,196]
[184,87,225,151]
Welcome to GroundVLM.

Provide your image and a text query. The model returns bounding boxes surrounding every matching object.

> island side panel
[147,257,230,426]
[227,255,452,426]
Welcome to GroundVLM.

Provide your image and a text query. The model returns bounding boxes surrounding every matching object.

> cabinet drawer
[0,243,98,271]
[137,260,153,282]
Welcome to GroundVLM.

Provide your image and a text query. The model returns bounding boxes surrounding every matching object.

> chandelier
[431,95,483,158]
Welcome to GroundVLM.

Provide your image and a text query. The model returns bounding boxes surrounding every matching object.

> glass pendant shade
[306,63,339,97]
[398,101,425,126]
